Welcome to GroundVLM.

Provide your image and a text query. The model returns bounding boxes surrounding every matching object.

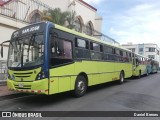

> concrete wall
[74,0,96,26]
[95,14,102,34]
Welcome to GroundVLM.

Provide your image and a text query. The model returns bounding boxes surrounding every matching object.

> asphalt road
[0,73,160,120]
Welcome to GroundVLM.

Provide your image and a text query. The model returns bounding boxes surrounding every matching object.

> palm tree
[66,10,76,29]
[42,8,76,29]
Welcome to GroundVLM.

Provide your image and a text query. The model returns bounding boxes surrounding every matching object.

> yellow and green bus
[150,59,159,73]
[1,21,134,97]
[132,53,150,78]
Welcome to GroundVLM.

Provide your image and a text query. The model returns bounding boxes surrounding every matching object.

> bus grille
[14,72,33,78]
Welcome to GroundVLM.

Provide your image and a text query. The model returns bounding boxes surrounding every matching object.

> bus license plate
[19,83,24,88]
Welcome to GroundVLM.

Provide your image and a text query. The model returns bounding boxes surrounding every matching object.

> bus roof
[134,53,149,59]
[54,23,132,53]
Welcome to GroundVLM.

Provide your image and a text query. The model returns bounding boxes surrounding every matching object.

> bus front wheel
[74,76,87,97]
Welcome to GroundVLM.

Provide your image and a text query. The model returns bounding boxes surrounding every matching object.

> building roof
[0,0,12,6]
[122,43,159,47]
[79,0,97,11]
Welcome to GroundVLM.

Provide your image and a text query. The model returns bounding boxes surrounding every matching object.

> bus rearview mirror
[0,40,11,58]
[1,45,3,58]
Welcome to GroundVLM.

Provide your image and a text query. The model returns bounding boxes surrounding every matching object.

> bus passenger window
[93,43,100,51]
[76,38,86,48]
[100,45,103,52]
[136,58,140,65]
[75,38,90,59]
[63,40,72,59]
[90,42,93,50]
[50,37,73,67]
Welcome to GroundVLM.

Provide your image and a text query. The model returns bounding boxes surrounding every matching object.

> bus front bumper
[7,79,49,95]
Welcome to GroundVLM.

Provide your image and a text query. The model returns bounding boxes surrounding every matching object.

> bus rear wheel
[138,70,141,79]
[74,76,87,97]
[118,72,124,84]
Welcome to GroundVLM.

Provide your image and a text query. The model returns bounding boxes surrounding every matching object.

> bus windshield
[8,34,44,68]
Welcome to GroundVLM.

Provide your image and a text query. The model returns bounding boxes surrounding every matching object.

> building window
[149,48,155,52]
[148,55,155,59]
[157,50,159,55]
[132,48,135,52]
[86,22,93,36]
[30,13,41,24]
[139,48,143,52]
[75,18,82,32]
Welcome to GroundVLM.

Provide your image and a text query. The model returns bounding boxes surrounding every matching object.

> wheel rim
[121,74,124,83]
[77,81,85,94]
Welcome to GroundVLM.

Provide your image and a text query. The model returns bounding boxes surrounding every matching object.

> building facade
[122,43,160,64]
[0,0,103,79]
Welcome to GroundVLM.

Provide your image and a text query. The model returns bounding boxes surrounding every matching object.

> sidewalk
[0,80,6,86]
[0,80,18,97]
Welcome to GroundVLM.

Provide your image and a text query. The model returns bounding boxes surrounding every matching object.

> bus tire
[146,70,149,76]
[74,76,87,97]
[138,70,141,79]
[118,72,124,84]
[155,69,158,73]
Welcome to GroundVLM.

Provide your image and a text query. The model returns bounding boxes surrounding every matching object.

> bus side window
[90,42,102,60]
[136,58,138,65]
[136,58,140,65]
[50,35,73,67]
[103,46,114,61]
[115,49,120,62]
[63,40,72,59]
[75,38,90,59]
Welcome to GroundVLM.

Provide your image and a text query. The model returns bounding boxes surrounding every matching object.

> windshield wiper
[27,34,36,62]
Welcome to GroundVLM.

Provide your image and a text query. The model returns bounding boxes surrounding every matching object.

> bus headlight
[36,71,45,80]
[11,74,15,80]
[8,73,11,79]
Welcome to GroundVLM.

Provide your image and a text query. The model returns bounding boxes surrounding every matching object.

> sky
[83,0,160,46]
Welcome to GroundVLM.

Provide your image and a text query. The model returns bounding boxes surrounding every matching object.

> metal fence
[0,0,51,23]
[0,60,7,80]
[92,29,120,45]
